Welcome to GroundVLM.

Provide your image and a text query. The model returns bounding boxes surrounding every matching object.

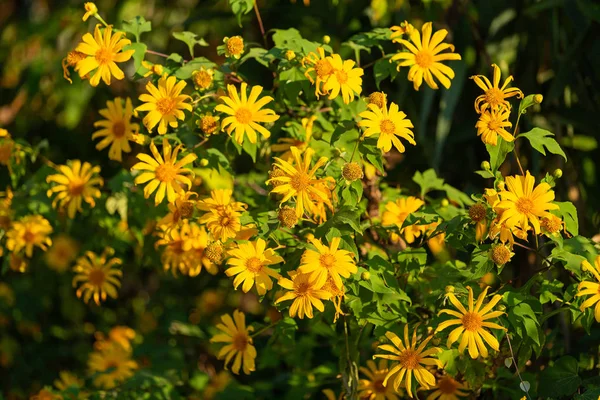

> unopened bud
[481,161,491,171]
[200,158,209,167]
[278,206,298,228]
[361,271,371,280]
[441,199,449,207]
[553,168,563,179]
[534,94,543,104]
[285,50,296,61]
[342,162,363,182]
[445,285,455,294]
[205,242,224,264]
[323,35,331,44]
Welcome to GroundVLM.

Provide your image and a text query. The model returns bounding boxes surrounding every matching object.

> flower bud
[468,203,486,222]
[481,161,491,171]
[441,199,449,207]
[323,35,331,44]
[361,271,371,281]
[534,94,543,104]
[553,168,563,179]
[445,285,455,294]
[205,242,224,264]
[367,92,387,109]
[278,206,298,228]
[285,50,296,60]
[342,162,363,182]
[491,244,512,266]
[200,158,209,167]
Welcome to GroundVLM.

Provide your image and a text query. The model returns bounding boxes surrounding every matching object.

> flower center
[156,98,177,116]
[179,201,194,218]
[68,179,86,196]
[112,121,126,138]
[462,312,483,331]
[245,257,263,273]
[155,163,177,182]
[88,268,106,286]
[200,116,217,134]
[319,254,336,269]
[315,59,333,78]
[485,88,505,107]
[516,197,534,214]
[438,377,459,394]
[95,47,113,65]
[235,107,253,124]
[23,230,36,243]
[220,215,231,227]
[232,332,248,351]
[335,70,348,84]
[290,172,310,191]
[415,50,434,68]
[226,37,244,55]
[295,282,310,295]
[398,349,421,369]
[193,71,212,89]
[468,203,486,222]
[541,216,561,233]
[380,119,396,135]
[487,117,501,132]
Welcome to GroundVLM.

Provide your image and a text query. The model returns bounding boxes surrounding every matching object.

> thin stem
[146,49,170,59]
[253,0,268,48]
[502,324,532,400]
[94,14,110,27]
[512,112,525,175]
[349,134,361,162]
[250,322,277,338]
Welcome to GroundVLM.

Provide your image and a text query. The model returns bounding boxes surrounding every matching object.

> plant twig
[502,323,532,400]
[253,1,268,48]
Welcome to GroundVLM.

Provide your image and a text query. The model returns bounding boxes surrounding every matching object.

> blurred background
[1,0,599,398]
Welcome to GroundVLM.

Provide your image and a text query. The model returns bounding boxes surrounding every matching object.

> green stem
[94,14,110,28]
[250,322,277,338]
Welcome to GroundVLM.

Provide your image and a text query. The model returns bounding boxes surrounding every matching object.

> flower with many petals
[471,64,523,113]
[576,256,600,322]
[6,215,53,257]
[298,237,357,289]
[323,54,364,104]
[275,271,331,319]
[359,359,401,400]
[426,375,469,400]
[93,97,140,161]
[72,248,122,306]
[359,103,415,154]
[137,75,192,135]
[210,310,256,374]
[225,238,283,295]
[475,107,513,146]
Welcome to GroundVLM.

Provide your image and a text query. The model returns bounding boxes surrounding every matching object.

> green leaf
[373,58,395,89]
[172,31,208,59]
[561,135,598,151]
[229,0,254,26]
[554,201,579,236]
[538,356,581,398]
[174,57,216,80]
[518,94,542,115]
[518,128,567,161]
[575,388,600,400]
[413,169,445,198]
[123,43,147,75]
[486,137,515,173]
[122,16,151,42]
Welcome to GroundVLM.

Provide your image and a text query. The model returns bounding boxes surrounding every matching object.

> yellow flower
[72,248,122,305]
[45,234,79,273]
[426,375,469,400]
[471,64,524,113]
[475,107,513,146]
[322,54,364,104]
[390,21,414,39]
[302,47,334,97]
[223,36,245,59]
[367,91,388,109]
[308,179,336,224]
[382,196,425,243]
[199,208,242,242]
[198,113,220,135]
[192,67,214,91]
[271,115,316,162]
[358,359,401,400]
[215,82,279,144]
[6,215,53,257]
[436,286,505,359]
[137,74,192,134]
[495,171,558,235]
[54,370,85,394]
[141,61,164,77]
[298,237,357,289]
[82,2,98,21]
[374,324,442,397]
[75,25,134,87]
[61,50,87,84]
[156,222,217,276]
[46,160,103,219]
[197,189,247,214]
[158,191,197,232]
[284,50,296,60]
[576,256,600,322]
[187,223,219,276]
[88,340,138,389]
[203,370,232,399]
[108,326,136,352]
[358,103,415,153]
[210,310,257,374]
[225,238,284,295]
[92,97,140,161]
[131,138,197,205]
[0,187,13,230]
[275,271,331,319]
[321,274,346,323]
[390,22,461,91]
[266,146,330,218]
[541,214,564,237]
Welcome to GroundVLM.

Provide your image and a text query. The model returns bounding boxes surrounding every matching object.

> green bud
[445,285,455,294]
[441,199,449,207]
[323,35,331,44]
[361,271,371,281]
[553,168,563,179]
[200,158,209,167]
[481,161,491,171]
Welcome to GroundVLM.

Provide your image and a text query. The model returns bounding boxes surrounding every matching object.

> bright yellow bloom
[302,47,334,97]
[308,179,336,224]
[82,2,98,21]
[72,248,122,305]
[187,223,219,276]
[192,67,214,91]
[131,139,197,205]
[62,50,87,84]
[45,234,79,273]
[137,74,192,135]
[6,215,53,257]
[390,21,414,39]
[426,375,469,400]
[323,54,364,104]
[298,237,357,289]
[197,189,247,214]
[215,82,279,144]
[275,271,331,319]
[471,64,524,113]
[141,61,164,77]
[271,116,316,162]
[321,274,346,323]
[210,310,257,375]
[359,359,401,400]
[436,286,505,359]
[75,25,134,87]
[155,222,215,276]
[541,214,564,237]
[46,160,103,219]
[198,113,220,135]
[54,371,85,393]
[495,171,558,234]
[576,256,600,322]
[198,191,244,242]
[358,103,415,153]
[223,36,245,59]
[107,326,136,352]
[391,22,461,91]
[374,324,442,397]
[475,107,513,146]
[267,146,330,218]
[88,340,137,389]
[158,190,197,232]
[382,196,425,243]
[92,97,140,161]
[225,238,284,295]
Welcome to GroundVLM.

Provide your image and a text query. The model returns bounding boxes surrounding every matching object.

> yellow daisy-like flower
[390,22,462,91]
[374,324,442,398]
[322,54,364,104]
[137,74,192,135]
[141,60,164,77]
[197,189,247,214]
[215,82,279,144]
[198,113,220,135]
[6,215,53,257]
[225,238,284,295]
[223,36,245,59]
[271,115,316,162]
[82,2,98,21]
[72,248,122,305]
[75,25,134,87]
[155,222,193,275]
[46,160,103,219]
[45,234,79,273]
[302,47,334,97]
[576,256,600,322]
[382,196,425,244]
[309,179,336,224]
[54,370,85,393]
[426,375,469,400]
[158,191,197,232]
[358,103,415,154]
[187,223,219,276]
[358,359,401,400]
[210,310,257,375]
[131,138,197,205]
[275,271,331,319]
[92,97,140,161]
[495,171,558,234]
[199,208,243,242]
[298,237,357,289]
[475,107,513,146]
[192,67,214,91]
[88,340,138,389]
[266,146,330,218]
[471,64,524,113]
[436,286,505,359]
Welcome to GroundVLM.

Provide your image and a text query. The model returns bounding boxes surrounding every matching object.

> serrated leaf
[539,356,581,398]
[519,128,567,161]
[172,31,208,58]
[123,43,147,74]
[486,137,515,173]
[413,169,445,198]
[122,16,151,42]
[229,0,254,26]
[554,201,579,236]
